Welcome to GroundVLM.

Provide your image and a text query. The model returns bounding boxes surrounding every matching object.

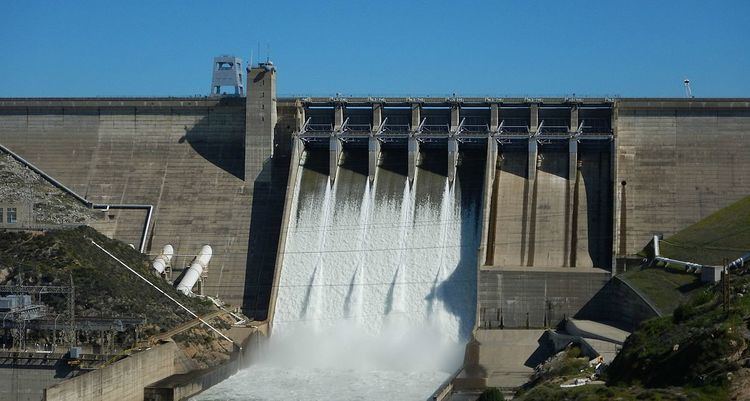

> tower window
[7,208,17,224]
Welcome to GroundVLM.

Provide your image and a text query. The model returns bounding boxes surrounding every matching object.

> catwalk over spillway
[194,147,484,401]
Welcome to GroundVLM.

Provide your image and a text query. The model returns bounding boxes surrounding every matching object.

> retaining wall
[478,267,611,328]
[45,342,183,401]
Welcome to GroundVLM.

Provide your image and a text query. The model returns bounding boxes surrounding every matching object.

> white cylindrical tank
[152,244,174,274]
[177,245,212,295]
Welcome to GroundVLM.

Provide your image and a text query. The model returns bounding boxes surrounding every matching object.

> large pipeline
[653,235,750,273]
[177,245,212,296]
[152,244,174,274]
[727,252,750,270]
[652,235,704,271]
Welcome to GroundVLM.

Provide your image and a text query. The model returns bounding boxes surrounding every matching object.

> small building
[0,202,31,228]
[701,266,724,283]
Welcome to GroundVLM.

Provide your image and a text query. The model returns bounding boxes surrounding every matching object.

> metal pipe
[727,252,750,270]
[654,256,703,271]
[152,245,174,274]
[653,235,661,257]
[177,245,212,296]
[0,143,154,253]
[655,235,748,272]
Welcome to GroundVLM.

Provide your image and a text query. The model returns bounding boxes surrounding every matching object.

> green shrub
[673,302,696,323]
[478,387,505,401]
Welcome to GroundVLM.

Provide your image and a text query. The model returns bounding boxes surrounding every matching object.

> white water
[195,162,479,401]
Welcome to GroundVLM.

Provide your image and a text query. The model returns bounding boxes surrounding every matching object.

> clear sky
[1,0,748,98]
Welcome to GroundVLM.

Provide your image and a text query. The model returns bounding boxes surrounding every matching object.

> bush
[478,387,505,401]
[673,302,696,323]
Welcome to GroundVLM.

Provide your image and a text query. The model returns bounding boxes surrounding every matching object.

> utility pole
[722,259,731,312]
[68,274,76,346]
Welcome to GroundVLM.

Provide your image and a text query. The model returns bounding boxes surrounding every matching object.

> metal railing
[379,124,411,135]
[421,124,450,134]
[499,119,529,134]
[462,124,490,133]
[343,124,371,134]
[580,118,612,134]
[539,119,570,134]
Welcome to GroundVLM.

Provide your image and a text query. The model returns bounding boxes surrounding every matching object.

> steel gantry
[293,98,614,184]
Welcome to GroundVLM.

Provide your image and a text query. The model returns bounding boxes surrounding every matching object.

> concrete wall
[478,267,610,328]
[0,95,294,320]
[575,276,660,331]
[0,201,31,227]
[144,350,241,401]
[0,98,255,310]
[614,100,750,257]
[45,342,182,401]
[0,352,74,401]
[484,144,613,270]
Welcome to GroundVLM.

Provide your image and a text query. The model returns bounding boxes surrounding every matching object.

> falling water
[194,152,480,401]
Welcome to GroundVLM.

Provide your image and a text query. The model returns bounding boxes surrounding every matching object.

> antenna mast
[683,79,693,98]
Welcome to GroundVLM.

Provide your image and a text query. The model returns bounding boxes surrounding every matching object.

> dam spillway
[194,147,484,400]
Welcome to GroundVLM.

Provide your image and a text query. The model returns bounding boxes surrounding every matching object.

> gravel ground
[0,153,99,224]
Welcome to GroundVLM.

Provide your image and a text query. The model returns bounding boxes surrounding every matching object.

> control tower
[210,55,244,96]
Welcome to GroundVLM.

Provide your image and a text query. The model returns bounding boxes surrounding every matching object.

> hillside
[514,273,750,401]
[619,266,703,314]
[0,153,98,225]
[618,196,750,316]
[0,226,213,336]
[659,195,750,266]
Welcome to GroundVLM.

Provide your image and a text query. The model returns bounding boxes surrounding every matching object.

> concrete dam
[2,63,750,398]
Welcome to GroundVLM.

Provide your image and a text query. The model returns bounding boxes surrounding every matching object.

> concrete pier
[408,103,421,182]
[330,103,345,181]
[448,104,460,182]
[527,139,538,182]
[568,138,579,266]
[408,135,419,183]
[448,137,458,183]
[329,136,342,181]
[369,103,382,181]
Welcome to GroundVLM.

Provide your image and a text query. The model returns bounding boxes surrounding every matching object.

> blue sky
[1,0,748,98]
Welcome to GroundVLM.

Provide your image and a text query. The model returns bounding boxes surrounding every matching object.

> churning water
[195,151,481,401]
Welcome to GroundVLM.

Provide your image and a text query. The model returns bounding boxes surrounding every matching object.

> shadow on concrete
[378,148,408,176]
[242,156,290,320]
[498,149,528,178]
[339,149,368,176]
[523,331,556,368]
[419,148,448,177]
[575,277,658,332]
[178,105,245,180]
[537,149,568,179]
[300,149,329,176]
[580,147,614,268]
